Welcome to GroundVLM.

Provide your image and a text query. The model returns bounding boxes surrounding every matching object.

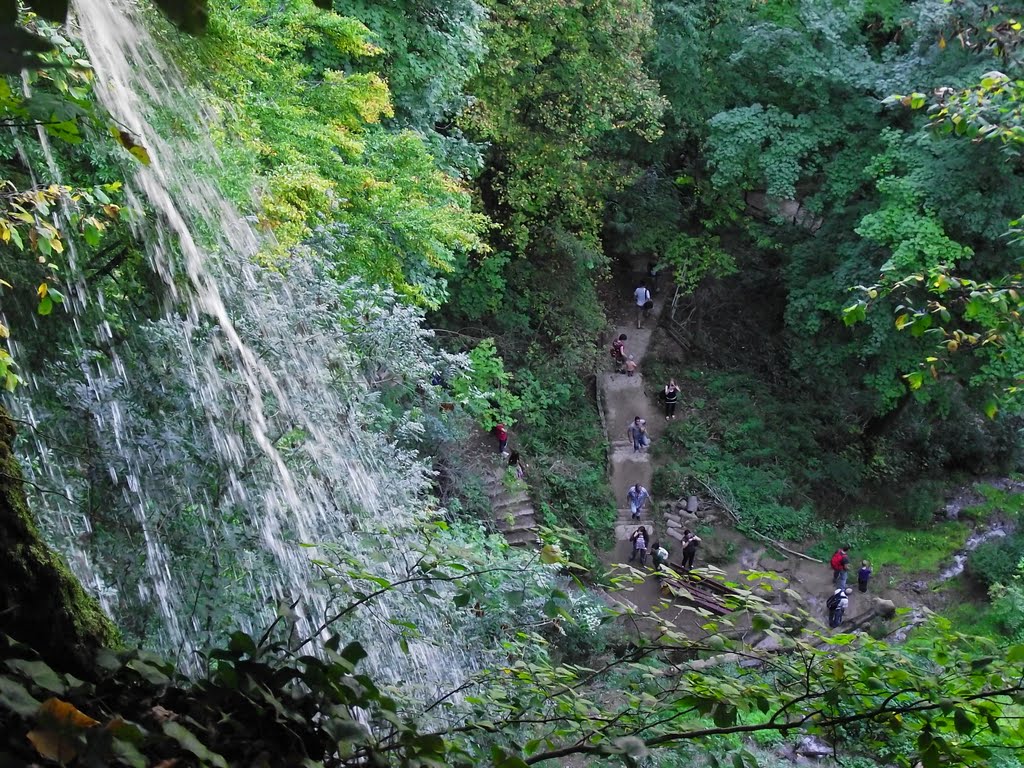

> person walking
[495,423,509,454]
[610,334,627,369]
[663,379,680,420]
[826,588,850,628]
[857,560,872,593]
[627,483,650,520]
[624,355,638,377]
[627,417,649,453]
[634,281,652,329]
[508,450,527,480]
[680,529,702,570]
[651,541,669,572]
[830,546,851,590]
[629,526,649,565]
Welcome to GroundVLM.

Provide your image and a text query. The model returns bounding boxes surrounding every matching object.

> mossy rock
[0,408,119,675]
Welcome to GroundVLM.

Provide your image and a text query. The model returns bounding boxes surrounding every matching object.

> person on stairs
[626,416,650,453]
[629,526,649,565]
[627,483,650,520]
[508,450,527,480]
[680,529,702,570]
[651,540,669,573]
[663,379,680,420]
[494,423,509,454]
[610,334,627,370]
[633,281,652,329]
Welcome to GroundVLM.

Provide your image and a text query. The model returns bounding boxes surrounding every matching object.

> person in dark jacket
[857,560,872,593]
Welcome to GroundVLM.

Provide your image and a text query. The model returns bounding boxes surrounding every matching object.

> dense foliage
[3,0,1024,766]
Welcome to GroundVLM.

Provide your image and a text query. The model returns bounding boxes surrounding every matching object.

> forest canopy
[2,0,1024,766]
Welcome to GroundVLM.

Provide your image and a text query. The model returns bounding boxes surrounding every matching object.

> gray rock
[873,598,896,619]
[686,495,699,513]
[795,735,832,759]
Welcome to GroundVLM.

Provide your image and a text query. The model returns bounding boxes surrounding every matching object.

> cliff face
[0,407,119,675]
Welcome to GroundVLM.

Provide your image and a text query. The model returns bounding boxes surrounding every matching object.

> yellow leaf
[36,283,47,299]
[27,697,100,763]
[0,278,11,288]
[0,323,8,339]
[938,34,947,49]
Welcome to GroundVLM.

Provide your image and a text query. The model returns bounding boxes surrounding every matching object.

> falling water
[7,0,484,691]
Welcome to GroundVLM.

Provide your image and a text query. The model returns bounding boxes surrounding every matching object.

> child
[858,560,872,593]
[624,355,638,377]
[495,423,508,454]
[651,541,669,572]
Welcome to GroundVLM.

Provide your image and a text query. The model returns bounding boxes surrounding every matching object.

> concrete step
[615,522,658,540]
[495,506,536,523]
[504,529,540,547]
[490,494,532,513]
[498,519,538,535]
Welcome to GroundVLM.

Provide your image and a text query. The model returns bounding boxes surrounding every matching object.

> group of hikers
[826,546,873,628]
[625,482,703,574]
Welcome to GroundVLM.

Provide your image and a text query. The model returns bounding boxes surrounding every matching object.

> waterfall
[7,0,483,693]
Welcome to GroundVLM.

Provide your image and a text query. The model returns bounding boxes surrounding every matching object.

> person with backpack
[495,423,509,454]
[830,546,851,590]
[633,281,653,329]
[826,588,850,628]
[680,529,702,570]
[857,560,872,593]
[629,526,649,565]
[663,379,680,420]
[627,483,650,520]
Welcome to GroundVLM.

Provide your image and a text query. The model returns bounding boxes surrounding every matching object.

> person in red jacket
[495,423,508,454]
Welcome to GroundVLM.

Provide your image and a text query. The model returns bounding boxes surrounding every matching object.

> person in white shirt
[633,282,652,328]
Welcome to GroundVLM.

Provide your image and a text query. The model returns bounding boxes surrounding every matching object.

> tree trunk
[0,406,118,674]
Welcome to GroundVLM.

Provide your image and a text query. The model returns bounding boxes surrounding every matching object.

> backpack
[830,550,845,571]
[826,592,842,611]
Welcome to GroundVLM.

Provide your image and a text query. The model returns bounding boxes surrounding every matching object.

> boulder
[686,495,699,513]
[666,517,682,528]
[873,598,896,619]
[667,528,684,542]
[795,736,832,759]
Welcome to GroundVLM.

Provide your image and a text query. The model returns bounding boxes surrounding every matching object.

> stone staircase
[482,464,539,547]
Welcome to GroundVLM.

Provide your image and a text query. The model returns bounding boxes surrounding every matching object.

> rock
[686,495,699,513]
[667,528,684,542]
[873,598,896,619]
[795,736,832,759]
[666,517,682,528]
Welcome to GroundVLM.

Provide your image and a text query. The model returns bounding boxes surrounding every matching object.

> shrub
[967,533,1024,588]
[898,480,944,527]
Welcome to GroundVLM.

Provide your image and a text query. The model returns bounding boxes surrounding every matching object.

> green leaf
[953,708,974,736]
[37,295,53,316]
[126,658,170,686]
[5,659,66,694]
[163,722,228,768]
[0,676,42,717]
